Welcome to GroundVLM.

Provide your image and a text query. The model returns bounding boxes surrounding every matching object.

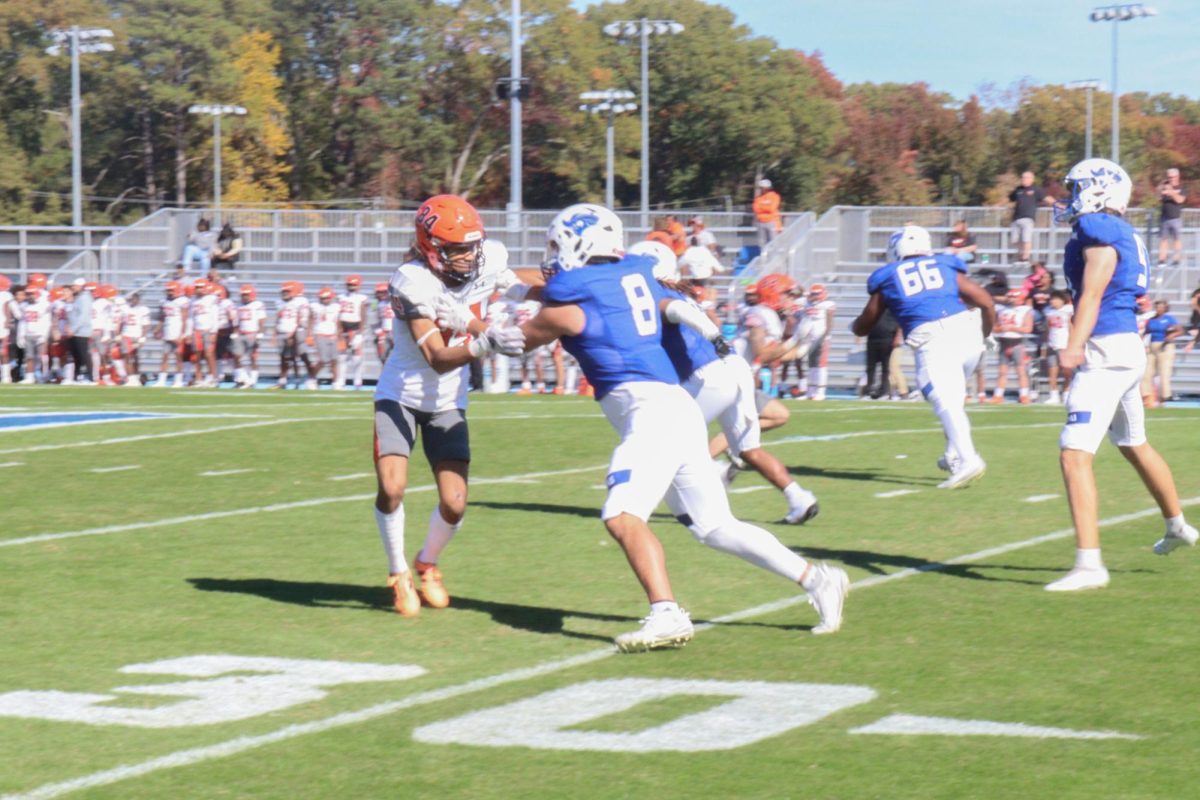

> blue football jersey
[1063,213,1148,337]
[659,290,719,381]
[542,254,681,398]
[866,253,968,336]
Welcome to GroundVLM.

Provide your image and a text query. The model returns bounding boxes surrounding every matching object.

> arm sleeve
[664,299,720,340]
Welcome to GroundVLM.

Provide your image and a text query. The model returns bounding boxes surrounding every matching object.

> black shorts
[374,400,470,465]
[216,330,234,359]
[342,320,362,333]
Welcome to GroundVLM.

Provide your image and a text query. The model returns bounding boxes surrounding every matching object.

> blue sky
[578,1,1200,103]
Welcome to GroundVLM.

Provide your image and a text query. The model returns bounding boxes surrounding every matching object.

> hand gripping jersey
[237,300,267,336]
[660,291,720,381]
[866,253,969,337]
[994,303,1032,341]
[733,303,783,364]
[376,238,520,412]
[338,291,368,325]
[312,302,340,337]
[541,254,679,399]
[1063,213,1149,337]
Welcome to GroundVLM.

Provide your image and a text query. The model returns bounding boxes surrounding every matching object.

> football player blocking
[373,195,528,617]
[498,204,846,651]
[1048,158,1197,591]
[852,225,995,490]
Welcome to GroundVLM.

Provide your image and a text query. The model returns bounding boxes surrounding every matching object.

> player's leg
[916,341,984,488]
[552,345,565,394]
[414,409,472,608]
[335,333,348,389]
[205,334,218,386]
[351,332,365,388]
[1049,365,1130,590]
[373,401,420,615]
[993,349,1009,401]
[1016,344,1030,402]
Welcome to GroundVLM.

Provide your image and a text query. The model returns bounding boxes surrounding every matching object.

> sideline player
[156,281,187,387]
[312,287,341,385]
[803,284,835,400]
[990,288,1033,404]
[373,194,527,616]
[851,225,995,489]
[373,282,395,364]
[1047,158,1197,591]
[509,203,847,652]
[0,275,13,383]
[234,284,266,388]
[336,275,369,390]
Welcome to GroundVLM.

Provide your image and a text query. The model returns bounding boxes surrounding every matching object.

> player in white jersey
[336,274,370,390]
[273,282,302,388]
[1042,290,1074,404]
[373,194,527,616]
[155,281,189,387]
[990,287,1034,403]
[233,284,267,388]
[20,286,51,383]
[311,287,341,385]
[0,274,15,383]
[89,285,114,384]
[373,282,395,364]
[1048,158,1197,591]
[803,284,836,399]
[106,291,132,384]
[188,278,221,386]
[118,292,151,385]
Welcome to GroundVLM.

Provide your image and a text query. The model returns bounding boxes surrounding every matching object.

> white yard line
[0,461,23,469]
[199,469,263,478]
[0,417,362,456]
[0,464,607,550]
[728,485,773,495]
[9,496,1193,800]
[89,466,141,474]
[874,489,919,499]
[328,473,373,482]
[765,417,1192,447]
[1023,494,1061,503]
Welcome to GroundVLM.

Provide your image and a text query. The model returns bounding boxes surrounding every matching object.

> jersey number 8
[621,273,658,336]
[897,259,945,297]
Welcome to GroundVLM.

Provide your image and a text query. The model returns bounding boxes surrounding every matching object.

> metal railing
[0,225,121,281]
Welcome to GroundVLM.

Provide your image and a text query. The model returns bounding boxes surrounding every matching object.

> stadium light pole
[602,18,684,228]
[1068,80,1103,160]
[46,27,114,229]
[1089,4,1156,164]
[509,0,522,223]
[188,105,247,216]
[580,91,637,209]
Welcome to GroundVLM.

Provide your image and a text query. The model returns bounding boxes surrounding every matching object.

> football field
[2,387,1199,799]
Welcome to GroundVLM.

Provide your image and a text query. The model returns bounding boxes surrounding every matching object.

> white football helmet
[678,246,722,280]
[543,203,624,276]
[627,240,679,282]
[1058,158,1131,223]
[887,225,933,262]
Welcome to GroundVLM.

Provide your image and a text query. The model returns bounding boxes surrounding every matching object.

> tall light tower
[1089,4,1156,164]
[47,27,114,228]
[580,90,637,209]
[188,105,247,215]
[1068,80,1103,160]
[602,18,684,230]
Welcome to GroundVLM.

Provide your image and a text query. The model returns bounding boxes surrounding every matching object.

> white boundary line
[0,464,607,549]
[8,496,1193,800]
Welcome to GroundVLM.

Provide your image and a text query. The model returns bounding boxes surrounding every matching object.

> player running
[851,225,995,489]
[506,203,847,652]
[1047,158,1197,591]
[373,194,527,617]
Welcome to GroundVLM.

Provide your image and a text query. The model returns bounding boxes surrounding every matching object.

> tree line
[3,0,1199,225]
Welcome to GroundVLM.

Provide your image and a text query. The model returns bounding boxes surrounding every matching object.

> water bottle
[981,253,990,265]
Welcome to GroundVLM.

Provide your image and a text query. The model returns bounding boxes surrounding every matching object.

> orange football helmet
[345,274,362,288]
[27,272,47,289]
[318,287,334,300]
[165,281,182,298]
[240,284,256,300]
[755,273,797,312]
[414,194,485,287]
[808,283,828,302]
[193,278,209,296]
[374,282,388,295]
[0,275,10,292]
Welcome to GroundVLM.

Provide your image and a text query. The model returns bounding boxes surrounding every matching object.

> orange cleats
[387,572,421,617]
[552,386,565,395]
[414,560,450,608]
[986,395,1004,404]
[1018,395,1031,405]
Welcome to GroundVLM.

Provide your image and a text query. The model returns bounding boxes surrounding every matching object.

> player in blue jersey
[630,240,821,524]
[506,203,848,652]
[851,225,996,489]
[1047,158,1197,591]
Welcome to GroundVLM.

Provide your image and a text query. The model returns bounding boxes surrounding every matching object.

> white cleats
[1153,523,1199,556]
[806,563,849,635]
[784,491,820,525]
[1045,567,1110,592]
[614,607,694,653]
[936,454,958,473]
[937,456,986,489]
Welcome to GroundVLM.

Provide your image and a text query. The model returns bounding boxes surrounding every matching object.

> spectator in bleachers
[1008,171,1054,264]
[752,178,782,246]
[1142,300,1183,404]
[645,217,675,250]
[1157,168,1186,268]
[1186,285,1200,353]
[1020,261,1051,297]
[688,216,720,257]
[665,214,688,257]
[943,219,978,263]
[211,223,244,271]
[1043,289,1074,404]
[179,218,218,274]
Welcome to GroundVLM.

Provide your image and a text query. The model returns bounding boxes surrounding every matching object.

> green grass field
[2,387,1198,799]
